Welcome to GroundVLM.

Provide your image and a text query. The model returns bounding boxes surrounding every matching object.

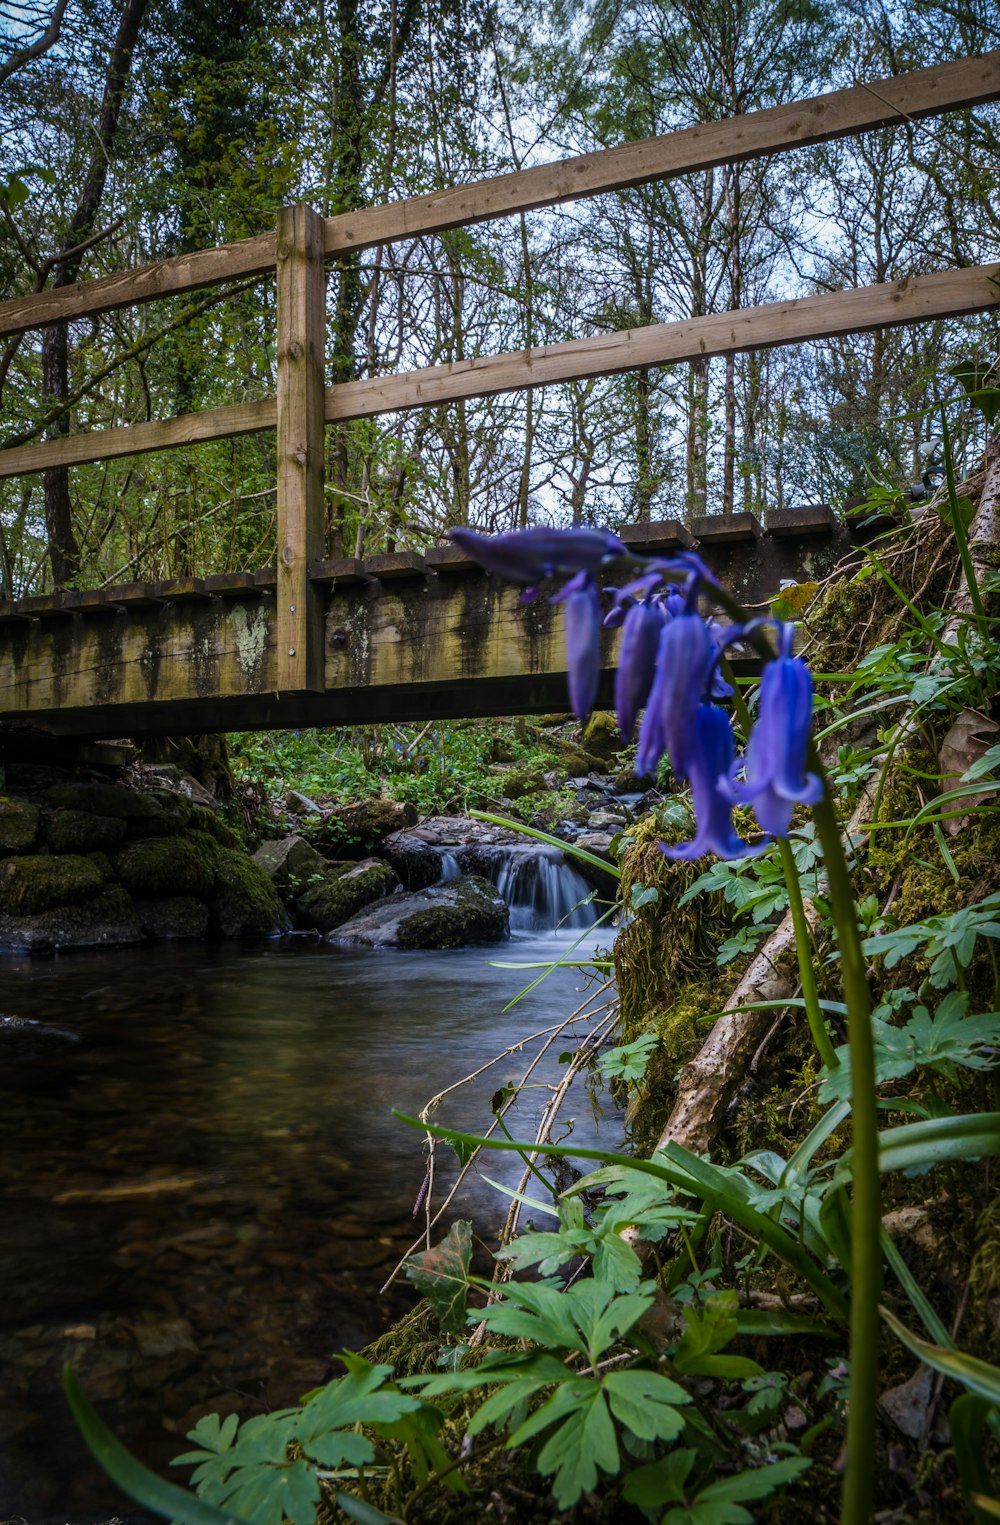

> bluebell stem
[450,525,627,582]
[723,622,821,835]
[614,599,665,741]
[661,703,761,861]
[552,572,603,721]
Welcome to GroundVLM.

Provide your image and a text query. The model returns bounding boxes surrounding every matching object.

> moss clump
[395,875,508,949]
[494,765,547,799]
[582,710,624,761]
[0,853,104,913]
[189,805,242,849]
[125,793,193,838]
[211,847,290,937]
[294,860,397,933]
[46,781,161,820]
[46,809,128,854]
[615,812,738,1045]
[0,796,38,853]
[551,738,607,777]
[113,831,219,898]
[0,884,143,951]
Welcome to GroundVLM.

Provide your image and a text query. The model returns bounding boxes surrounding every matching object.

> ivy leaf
[631,883,660,910]
[404,1220,472,1332]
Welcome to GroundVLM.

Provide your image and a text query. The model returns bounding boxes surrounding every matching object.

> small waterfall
[491,846,596,933]
[437,849,461,881]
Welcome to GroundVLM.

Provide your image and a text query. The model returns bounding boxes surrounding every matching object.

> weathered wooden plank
[322,53,1000,255]
[363,551,427,578]
[3,263,997,481]
[0,233,276,339]
[1,53,996,337]
[692,513,763,543]
[275,205,326,692]
[324,264,1000,421]
[0,398,277,480]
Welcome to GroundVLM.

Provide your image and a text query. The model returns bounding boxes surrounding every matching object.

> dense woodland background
[1,0,999,595]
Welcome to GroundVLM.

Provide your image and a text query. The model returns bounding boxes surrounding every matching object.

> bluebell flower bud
[661,703,760,861]
[450,525,627,582]
[658,610,712,781]
[615,599,665,741]
[553,572,603,721]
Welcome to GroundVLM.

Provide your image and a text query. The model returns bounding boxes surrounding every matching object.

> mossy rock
[294,858,399,933]
[582,710,623,762]
[125,792,193,838]
[331,874,508,949]
[317,799,419,856]
[46,781,162,820]
[0,884,144,952]
[137,896,210,940]
[495,766,547,799]
[211,848,290,938]
[189,805,242,849]
[0,853,105,914]
[113,831,219,899]
[551,738,607,777]
[46,809,128,854]
[0,796,39,854]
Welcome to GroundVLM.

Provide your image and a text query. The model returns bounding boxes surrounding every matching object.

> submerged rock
[329,874,508,949]
[137,896,211,941]
[294,858,399,933]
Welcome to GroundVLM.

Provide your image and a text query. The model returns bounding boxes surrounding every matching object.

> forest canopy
[1,0,999,593]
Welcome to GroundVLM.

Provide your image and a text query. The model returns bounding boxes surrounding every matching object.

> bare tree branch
[0,0,71,91]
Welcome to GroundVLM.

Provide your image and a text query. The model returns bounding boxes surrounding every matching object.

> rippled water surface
[0,933,616,1517]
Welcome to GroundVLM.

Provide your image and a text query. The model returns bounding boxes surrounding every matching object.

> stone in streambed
[0,885,144,951]
[294,858,399,933]
[113,832,219,898]
[211,848,290,937]
[137,896,210,940]
[329,874,508,949]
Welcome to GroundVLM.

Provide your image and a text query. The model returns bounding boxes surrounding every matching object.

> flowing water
[0,913,617,1517]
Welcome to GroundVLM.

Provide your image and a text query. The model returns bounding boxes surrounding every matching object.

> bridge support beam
[275,204,326,691]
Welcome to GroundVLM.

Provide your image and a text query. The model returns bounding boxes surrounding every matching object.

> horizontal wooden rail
[0,52,997,339]
[2,263,997,479]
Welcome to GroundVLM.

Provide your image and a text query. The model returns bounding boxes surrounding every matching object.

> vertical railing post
[275,203,325,691]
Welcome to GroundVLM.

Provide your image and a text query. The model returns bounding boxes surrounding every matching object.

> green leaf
[63,1366,255,1525]
[622,1448,698,1508]
[875,1112,1000,1175]
[631,883,660,910]
[219,1460,319,1525]
[697,1456,811,1505]
[881,1308,1000,1404]
[470,810,620,879]
[332,1490,396,1523]
[404,1220,472,1332]
[950,1395,999,1525]
[602,1368,689,1441]
[523,1384,620,1509]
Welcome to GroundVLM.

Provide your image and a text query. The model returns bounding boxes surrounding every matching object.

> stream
[0,901,619,1517]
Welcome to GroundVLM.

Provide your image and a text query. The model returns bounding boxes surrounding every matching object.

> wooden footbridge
[1,53,998,740]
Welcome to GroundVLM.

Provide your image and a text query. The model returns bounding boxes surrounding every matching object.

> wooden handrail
[2,263,997,479]
[0,51,997,339]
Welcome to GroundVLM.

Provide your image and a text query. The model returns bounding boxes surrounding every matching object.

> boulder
[125,792,194,838]
[329,874,509,950]
[0,796,39,854]
[0,853,104,914]
[253,834,328,896]
[294,858,399,933]
[0,885,144,952]
[188,805,242,848]
[211,848,290,938]
[285,788,323,816]
[47,781,162,821]
[571,831,620,901]
[46,808,128,854]
[316,799,419,857]
[588,809,627,831]
[113,832,219,899]
[137,896,211,940]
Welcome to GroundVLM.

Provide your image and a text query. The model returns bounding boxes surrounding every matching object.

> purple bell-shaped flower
[723,623,822,836]
[661,703,759,861]
[614,599,665,742]
[449,525,626,582]
[553,572,603,721]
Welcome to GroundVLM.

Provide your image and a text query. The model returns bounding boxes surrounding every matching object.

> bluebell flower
[615,599,665,741]
[635,624,670,777]
[661,704,759,861]
[657,609,712,780]
[723,623,822,835]
[450,525,627,582]
[552,572,603,721]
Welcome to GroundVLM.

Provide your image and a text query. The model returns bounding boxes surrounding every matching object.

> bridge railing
[0,51,998,692]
